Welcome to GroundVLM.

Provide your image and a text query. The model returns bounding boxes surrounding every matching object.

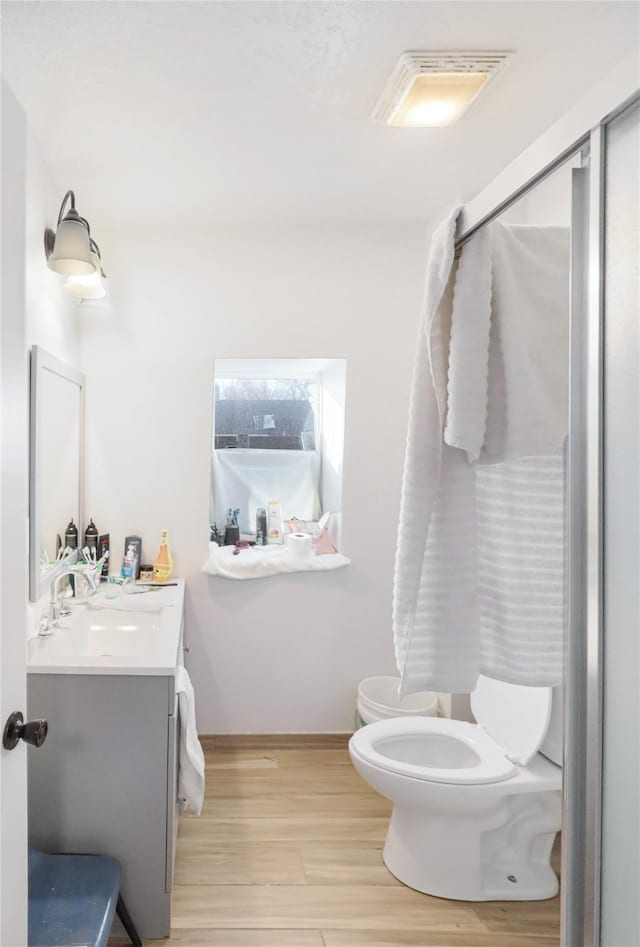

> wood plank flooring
[125,745,561,946]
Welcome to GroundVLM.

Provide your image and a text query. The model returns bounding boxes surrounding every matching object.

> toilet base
[382,791,562,901]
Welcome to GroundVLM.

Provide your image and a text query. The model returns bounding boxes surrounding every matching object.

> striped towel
[476,455,565,685]
[394,214,567,696]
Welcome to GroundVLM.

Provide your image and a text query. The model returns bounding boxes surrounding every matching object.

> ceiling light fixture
[44,190,97,275]
[372,52,512,127]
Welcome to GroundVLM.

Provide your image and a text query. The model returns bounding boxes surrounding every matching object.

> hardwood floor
[132,745,561,946]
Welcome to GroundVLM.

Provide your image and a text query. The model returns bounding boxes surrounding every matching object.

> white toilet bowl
[349,675,563,902]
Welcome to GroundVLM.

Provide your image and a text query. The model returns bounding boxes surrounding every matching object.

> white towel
[444,227,493,462]
[393,207,481,697]
[394,213,568,695]
[443,221,568,687]
[202,544,350,581]
[446,222,570,463]
[476,455,565,685]
[487,223,569,460]
[175,665,205,815]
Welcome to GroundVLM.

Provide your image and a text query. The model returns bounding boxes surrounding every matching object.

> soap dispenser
[121,543,138,581]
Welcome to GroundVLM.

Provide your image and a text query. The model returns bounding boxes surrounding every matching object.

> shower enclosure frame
[455,58,639,947]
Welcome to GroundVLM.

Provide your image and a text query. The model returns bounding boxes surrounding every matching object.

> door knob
[2,711,48,750]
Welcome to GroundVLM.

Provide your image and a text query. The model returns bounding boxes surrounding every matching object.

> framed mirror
[29,346,85,601]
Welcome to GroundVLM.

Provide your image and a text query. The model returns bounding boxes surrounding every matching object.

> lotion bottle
[267,500,283,544]
[153,529,173,582]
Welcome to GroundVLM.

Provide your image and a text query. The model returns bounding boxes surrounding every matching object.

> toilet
[349,674,563,902]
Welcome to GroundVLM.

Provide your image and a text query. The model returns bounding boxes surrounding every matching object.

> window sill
[201,544,351,581]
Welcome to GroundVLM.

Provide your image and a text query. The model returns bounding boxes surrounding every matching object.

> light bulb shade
[76,297,113,317]
[48,217,96,275]
[63,251,107,298]
[64,274,107,299]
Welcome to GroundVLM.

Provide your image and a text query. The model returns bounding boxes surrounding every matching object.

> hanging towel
[444,226,493,462]
[446,222,570,464]
[175,666,206,815]
[394,214,569,696]
[394,207,483,697]
[476,454,565,685]
[444,222,568,687]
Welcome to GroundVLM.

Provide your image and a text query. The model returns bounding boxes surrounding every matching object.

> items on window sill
[202,512,348,580]
[224,508,240,546]
[285,517,320,536]
[267,499,283,544]
[311,525,337,555]
[255,507,268,545]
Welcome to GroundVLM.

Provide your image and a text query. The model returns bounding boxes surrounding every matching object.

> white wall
[24,129,82,630]
[81,224,427,732]
[25,134,79,364]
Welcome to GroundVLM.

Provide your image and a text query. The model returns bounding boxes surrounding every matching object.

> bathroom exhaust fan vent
[372,51,512,127]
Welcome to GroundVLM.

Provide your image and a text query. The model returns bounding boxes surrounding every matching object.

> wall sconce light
[63,240,108,300]
[44,190,97,276]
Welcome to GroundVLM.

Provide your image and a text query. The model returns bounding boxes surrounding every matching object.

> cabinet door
[166,693,179,893]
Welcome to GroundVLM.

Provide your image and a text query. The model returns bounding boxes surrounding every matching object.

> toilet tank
[539,684,563,766]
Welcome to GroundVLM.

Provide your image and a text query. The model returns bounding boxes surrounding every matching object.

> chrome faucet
[38,566,72,636]
[38,561,102,637]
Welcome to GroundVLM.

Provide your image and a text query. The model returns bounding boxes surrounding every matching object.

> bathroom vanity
[27,581,185,940]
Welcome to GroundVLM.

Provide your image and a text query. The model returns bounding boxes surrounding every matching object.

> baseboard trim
[200,732,353,751]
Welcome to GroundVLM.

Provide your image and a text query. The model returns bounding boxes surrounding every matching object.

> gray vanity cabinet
[28,671,179,940]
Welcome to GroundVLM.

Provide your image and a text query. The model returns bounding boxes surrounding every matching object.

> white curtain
[212,449,321,534]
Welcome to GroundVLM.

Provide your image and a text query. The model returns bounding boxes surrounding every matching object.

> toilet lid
[470,675,553,765]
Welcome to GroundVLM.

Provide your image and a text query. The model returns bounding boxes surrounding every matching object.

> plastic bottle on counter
[84,519,99,555]
[121,543,138,581]
[153,529,173,582]
[64,518,78,550]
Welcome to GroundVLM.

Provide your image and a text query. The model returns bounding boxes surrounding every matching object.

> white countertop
[27,579,185,676]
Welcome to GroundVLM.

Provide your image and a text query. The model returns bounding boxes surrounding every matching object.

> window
[210,358,346,538]
[214,377,318,451]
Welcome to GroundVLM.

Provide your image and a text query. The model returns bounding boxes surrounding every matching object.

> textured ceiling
[2,1,638,228]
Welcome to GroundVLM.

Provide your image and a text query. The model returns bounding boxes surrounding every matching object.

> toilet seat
[350,716,516,785]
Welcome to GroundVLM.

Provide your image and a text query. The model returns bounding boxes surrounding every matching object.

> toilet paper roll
[286,532,314,562]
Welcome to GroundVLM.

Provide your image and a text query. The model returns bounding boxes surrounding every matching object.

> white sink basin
[85,617,159,657]
[52,611,161,658]
[28,583,184,675]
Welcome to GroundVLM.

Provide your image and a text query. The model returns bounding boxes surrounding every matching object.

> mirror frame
[29,345,85,602]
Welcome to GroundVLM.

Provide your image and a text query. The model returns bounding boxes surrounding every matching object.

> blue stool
[28,849,142,947]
